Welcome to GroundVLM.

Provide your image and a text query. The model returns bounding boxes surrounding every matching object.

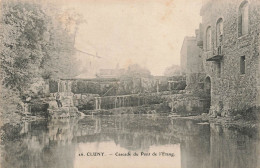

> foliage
[0,86,21,113]
[1,1,82,91]
[163,64,181,76]
[229,107,259,121]
[40,8,83,80]
[143,94,166,105]
[0,86,22,126]
[49,79,58,93]
[175,81,186,90]
[0,1,83,118]
[122,64,152,78]
[1,1,48,91]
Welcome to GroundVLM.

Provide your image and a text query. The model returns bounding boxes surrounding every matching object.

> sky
[56,0,202,76]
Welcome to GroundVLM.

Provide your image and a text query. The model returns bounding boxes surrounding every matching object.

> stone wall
[180,37,205,99]
[185,73,206,93]
[186,39,203,74]
[198,0,260,116]
[180,37,203,75]
[165,93,210,115]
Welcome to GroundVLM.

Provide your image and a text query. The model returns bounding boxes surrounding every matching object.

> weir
[54,77,186,111]
[94,94,148,110]
[58,80,72,96]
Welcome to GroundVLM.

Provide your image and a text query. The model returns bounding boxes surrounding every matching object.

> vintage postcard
[0,0,259,168]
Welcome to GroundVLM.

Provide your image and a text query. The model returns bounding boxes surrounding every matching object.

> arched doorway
[204,77,211,113]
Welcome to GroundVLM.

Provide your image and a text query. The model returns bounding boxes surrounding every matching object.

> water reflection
[1,115,259,168]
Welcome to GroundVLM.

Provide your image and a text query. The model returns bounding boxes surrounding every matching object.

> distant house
[180,37,203,91]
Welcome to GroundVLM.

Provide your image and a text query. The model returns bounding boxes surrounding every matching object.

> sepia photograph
[0,0,260,167]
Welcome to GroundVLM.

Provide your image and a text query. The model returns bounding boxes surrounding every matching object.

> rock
[75,94,82,99]
[48,107,79,119]
[49,101,58,109]
[209,113,217,118]
[62,97,74,107]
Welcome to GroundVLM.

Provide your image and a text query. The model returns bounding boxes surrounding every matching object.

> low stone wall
[165,93,210,115]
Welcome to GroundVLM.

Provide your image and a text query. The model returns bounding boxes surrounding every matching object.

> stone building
[189,0,260,116]
[180,37,204,92]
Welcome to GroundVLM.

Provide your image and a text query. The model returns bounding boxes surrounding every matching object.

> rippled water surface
[1,115,259,168]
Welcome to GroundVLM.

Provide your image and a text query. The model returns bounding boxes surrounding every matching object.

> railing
[217,45,222,55]
[206,45,224,61]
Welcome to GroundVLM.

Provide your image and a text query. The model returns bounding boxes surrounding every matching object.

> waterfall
[99,98,101,110]
[95,97,99,110]
[58,80,72,96]
[115,97,117,108]
[95,97,102,110]
[94,94,149,110]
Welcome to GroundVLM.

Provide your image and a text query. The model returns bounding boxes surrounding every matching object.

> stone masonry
[186,0,260,116]
[180,37,205,93]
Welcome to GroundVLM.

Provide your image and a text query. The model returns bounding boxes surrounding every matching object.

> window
[240,56,245,74]
[216,18,223,54]
[238,1,249,37]
[206,26,212,51]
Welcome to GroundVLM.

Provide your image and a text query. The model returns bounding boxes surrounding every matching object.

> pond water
[1,115,259,168]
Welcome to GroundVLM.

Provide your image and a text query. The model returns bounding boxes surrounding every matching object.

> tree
[40,8,84,80]
[1,1,48,92]
[1,1,82,91]
[0,1,82,117]
[163,65,181,77]
[123,64,152,78]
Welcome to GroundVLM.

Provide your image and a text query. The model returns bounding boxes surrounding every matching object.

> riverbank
[0,111,47,127]
[0,97,49,127]
[170,113,260,130]
[1,104,259,131]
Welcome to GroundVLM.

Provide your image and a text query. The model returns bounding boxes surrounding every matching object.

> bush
[175,81,186,90]
[78,100,95,110]
[230,106,259,121]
